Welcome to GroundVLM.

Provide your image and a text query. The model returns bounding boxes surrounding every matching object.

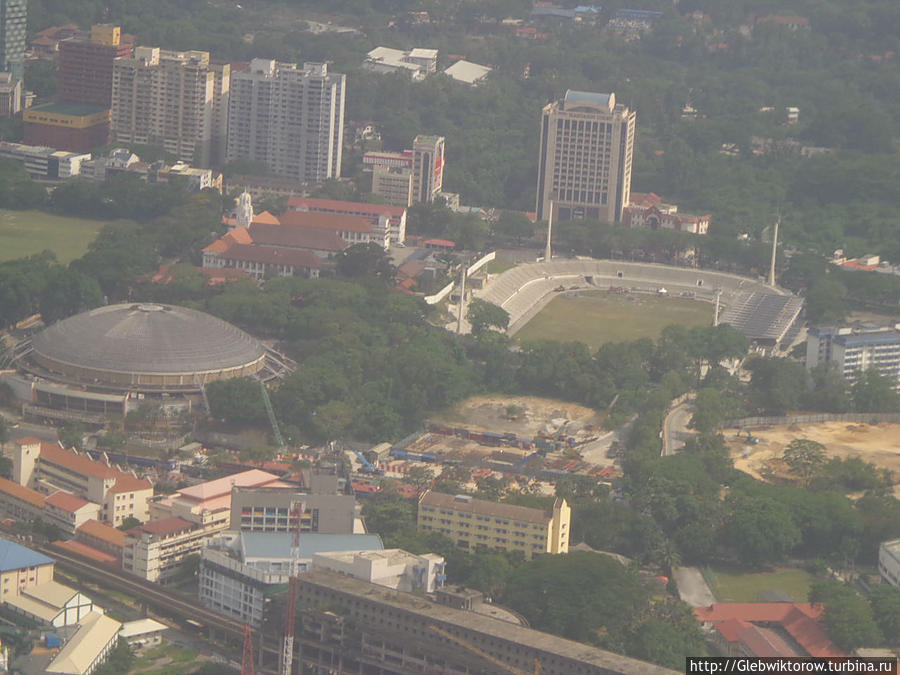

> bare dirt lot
[725,421,900,496]
[431,394,605,439]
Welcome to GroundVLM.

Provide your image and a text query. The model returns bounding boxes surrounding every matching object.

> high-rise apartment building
[58,25,133,107]
[536,90,635,223]
[0,0,26,82]
[111,47,228,167]
[227,59,345,184]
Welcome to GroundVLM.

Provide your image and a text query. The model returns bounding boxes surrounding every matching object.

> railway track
[33,542,246,638]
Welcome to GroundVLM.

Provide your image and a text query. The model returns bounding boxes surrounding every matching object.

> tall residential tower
[111,47,229,167]
[0,0,25,82]
[536,90,635,223]
[227,59,345,184]
[58,25,133,107]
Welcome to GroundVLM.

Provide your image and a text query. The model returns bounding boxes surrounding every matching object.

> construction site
[724,421,900,496]
[352,395,623,487]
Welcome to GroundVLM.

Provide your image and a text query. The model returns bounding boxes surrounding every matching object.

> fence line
[724,412,900,428]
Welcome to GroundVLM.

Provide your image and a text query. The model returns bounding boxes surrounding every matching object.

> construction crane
[429,625,527,675]
[242,623,255,675]
[258,380,285,450]
[280,499,303,675]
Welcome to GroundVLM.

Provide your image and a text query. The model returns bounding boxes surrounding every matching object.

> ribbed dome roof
[32,303,266,376]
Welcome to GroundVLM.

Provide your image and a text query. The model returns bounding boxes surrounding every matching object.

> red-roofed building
[0,475,46,522]
[757,15,810,30]
[278,209,390,249]
[52,539,120,566]
[45,491,100,534]
[150,469,285,530]
[9,438,153,527]
[623,193,709,234]
[76,519,125,560]
[694,603,846,658]
[286,196,407,245]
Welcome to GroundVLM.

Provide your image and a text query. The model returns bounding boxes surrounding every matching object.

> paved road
[662,397,695,455]
[673,566,717,607]
[0,412,58,443]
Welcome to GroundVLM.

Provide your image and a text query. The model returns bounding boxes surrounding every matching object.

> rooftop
[76,519,125,547]
[248,222,350,251]
[0,476,47,508]
[444,60,492,85]
[241,532,383,561]
[46,611,121,675]
[419,491,558,526]
[126,516,195,538]
[27,102,110,117]
[46,491,93,513]
[278,209,377,234]
[0,537,54,572]
[52,540,119,565]
[299,570,675,673]
[38,444,152,493]
[564,90,614,111]
[119,617,168,638]
[287,196,406,219]
[694,603,845,658]
[220,243,324,269]
[177,469,281,503]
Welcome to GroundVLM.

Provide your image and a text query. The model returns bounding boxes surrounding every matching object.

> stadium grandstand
[473,259,803,350]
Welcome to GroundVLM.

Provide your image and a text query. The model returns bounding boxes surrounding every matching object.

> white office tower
[536,90,635,223]
[227,59,346,184]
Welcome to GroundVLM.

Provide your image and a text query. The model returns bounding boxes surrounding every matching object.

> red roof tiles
[127,516,195,538]
[46,491,92,513]
[287,196,405,219]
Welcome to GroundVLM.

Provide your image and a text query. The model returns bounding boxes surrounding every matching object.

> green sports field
[516,291,713,351]
[0,209,110,263]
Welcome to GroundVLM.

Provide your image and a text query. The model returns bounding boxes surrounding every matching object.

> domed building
[8,303,291,422]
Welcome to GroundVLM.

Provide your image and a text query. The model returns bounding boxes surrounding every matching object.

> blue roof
[574,5,601,13]
[0,537,54,572]
[834,330,900,348]
[531,7,576,19]
[241,532,383,560]
[614,8,663,18]
[564,90,612,107]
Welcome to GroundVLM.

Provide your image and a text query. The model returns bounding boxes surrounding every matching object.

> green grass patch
[516,291,713,351]
[0,209,118,263]
[710,566,814,603]
[486,258,517,274]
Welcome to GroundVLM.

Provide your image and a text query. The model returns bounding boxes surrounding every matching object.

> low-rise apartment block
[7,438,152,527]
[122,516,221,584]
[363,47,437,81]
[418,491,570,559]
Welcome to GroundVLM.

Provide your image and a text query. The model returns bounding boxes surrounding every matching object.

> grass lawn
[486,258,517,274]
[0,209,114,263]
[516,291,713,351]
[708,566,815,603]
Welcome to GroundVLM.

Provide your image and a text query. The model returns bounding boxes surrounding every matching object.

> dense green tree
[38,267,103,324]
[852,369,900,413]
[782,438,828,485]
[868,584,900,646]
[206,378,267,426]
[335,243,397,283]
[723,494,801,565]
[466,298,510,336]
[809,581,883,652]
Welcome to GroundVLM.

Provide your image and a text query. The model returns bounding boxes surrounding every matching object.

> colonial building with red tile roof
[694,602,846,658]
[623,193,710,234]
[8,438,153,528]
[286,195,406,245]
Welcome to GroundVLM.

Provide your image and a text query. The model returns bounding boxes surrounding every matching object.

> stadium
[5,303,292,423]
[474,259,804,349]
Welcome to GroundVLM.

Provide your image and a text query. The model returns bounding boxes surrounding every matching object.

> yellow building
[0,536,55,601]
[417,491,570,559]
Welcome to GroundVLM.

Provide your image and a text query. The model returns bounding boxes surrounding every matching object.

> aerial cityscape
[0,0,898,673]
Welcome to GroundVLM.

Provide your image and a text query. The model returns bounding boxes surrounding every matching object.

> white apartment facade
[111,47,227,166]
[536,90,635,223]
[806,325,900,389]
[227,59,345,184]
